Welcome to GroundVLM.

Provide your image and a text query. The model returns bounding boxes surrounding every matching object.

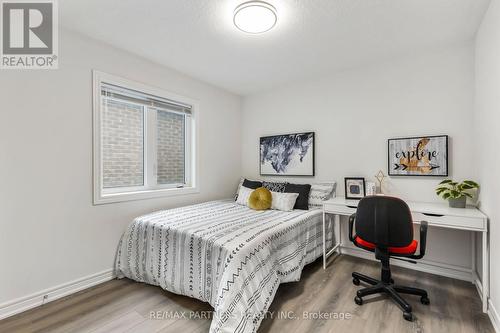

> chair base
[352,272,430,322]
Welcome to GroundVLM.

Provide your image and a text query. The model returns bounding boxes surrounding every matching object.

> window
[93,71,197,204]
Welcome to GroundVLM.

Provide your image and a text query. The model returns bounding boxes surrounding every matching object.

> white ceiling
[60,0,490,95]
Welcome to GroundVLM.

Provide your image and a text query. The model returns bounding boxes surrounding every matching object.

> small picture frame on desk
[345,177,366,200]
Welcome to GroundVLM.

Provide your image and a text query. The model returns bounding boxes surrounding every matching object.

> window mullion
[144,107,157,189]
[184,114,191,187]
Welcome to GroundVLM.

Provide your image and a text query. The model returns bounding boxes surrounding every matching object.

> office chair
[348,196,429,322]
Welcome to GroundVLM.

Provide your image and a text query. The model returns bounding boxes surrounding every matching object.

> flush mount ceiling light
[233,1,277,34]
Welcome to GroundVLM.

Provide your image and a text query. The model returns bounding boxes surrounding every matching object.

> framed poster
[345,177,366,200]
[260,132,315,176]
[388,135,448,177]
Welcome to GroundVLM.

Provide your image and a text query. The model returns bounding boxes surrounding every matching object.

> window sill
[93,186,199,205]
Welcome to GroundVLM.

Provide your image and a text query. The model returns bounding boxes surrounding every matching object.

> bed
[115,200,334,333]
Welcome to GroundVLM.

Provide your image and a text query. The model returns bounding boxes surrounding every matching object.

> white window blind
[101,83,192,115]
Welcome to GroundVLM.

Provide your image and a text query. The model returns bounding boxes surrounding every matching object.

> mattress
[115,200,333,333]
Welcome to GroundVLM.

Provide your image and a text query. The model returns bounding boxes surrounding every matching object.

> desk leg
[482,230,489,313]
[471,232,476,284]
[323,210,326,270]
[323,213,343,269]
[335,214,341,255]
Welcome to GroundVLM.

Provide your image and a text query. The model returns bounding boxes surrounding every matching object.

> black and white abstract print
[260,132,315,176]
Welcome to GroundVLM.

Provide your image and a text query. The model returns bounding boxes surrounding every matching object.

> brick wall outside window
[157,110,185,184]
[101,99,185,188]
[102,99,144,188]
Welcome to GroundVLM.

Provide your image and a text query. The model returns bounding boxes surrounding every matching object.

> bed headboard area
[235,177,336,210]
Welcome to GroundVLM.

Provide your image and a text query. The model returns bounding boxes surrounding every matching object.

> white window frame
[92,70,199,205]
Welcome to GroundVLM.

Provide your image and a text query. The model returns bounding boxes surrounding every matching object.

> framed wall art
[260,132,315,176]
[388,135,448,177]
[345,177,366,200]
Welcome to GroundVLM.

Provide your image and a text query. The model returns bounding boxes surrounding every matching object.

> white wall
[241,43,476,269]
[0,30,241,304]
[474,0,500,322]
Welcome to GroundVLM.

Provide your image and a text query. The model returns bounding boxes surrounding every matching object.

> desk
[322,196,489,313]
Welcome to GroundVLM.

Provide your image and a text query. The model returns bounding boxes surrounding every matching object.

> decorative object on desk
[366,181,377,196]
[374,170,386,194]
[345,177,366,200]
[260,132,315,176]
[388,135,448,176]
[435,179,479,208]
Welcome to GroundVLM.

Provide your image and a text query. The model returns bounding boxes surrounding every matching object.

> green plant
[435,179,479,200]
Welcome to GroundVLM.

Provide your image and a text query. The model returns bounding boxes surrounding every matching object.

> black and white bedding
[115,200,333,333]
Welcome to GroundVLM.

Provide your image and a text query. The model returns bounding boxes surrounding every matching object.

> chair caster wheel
[353,278,360,286]
[403,312,414,322]
[354,296,363,305]
[421,296,430,305]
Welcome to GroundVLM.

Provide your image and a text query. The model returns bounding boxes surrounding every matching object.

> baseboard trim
[340,246,472,282]
[0,269,115,320]
[489,300,500,333]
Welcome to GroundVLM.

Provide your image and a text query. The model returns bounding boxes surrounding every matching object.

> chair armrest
[348,213,356,242]
[410,221,428,260]
[419,220,428,257]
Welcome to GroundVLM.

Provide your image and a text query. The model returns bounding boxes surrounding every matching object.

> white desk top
[324,196,487,220]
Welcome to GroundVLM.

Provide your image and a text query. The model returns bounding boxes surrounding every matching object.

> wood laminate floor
[0,255,493,333]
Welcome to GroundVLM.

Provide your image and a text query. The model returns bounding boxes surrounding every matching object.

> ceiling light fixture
[233,1,277,34]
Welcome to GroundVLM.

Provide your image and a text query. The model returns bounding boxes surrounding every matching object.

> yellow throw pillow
[248,187,272,210]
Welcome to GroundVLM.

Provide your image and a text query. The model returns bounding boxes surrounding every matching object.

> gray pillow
[308,182,336,207]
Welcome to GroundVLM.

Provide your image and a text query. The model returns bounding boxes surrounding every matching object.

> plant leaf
[464,192,473,198]
[439,179,453,185]
[443,192,451,200]
[463,180,479,188]
[436,187,449,192]
[436,188,447,195]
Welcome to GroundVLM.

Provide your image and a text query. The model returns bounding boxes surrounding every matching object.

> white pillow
[309,182,336,207]
[236,185,253,207]
[271,191,299,212]
[234,177,244,201]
